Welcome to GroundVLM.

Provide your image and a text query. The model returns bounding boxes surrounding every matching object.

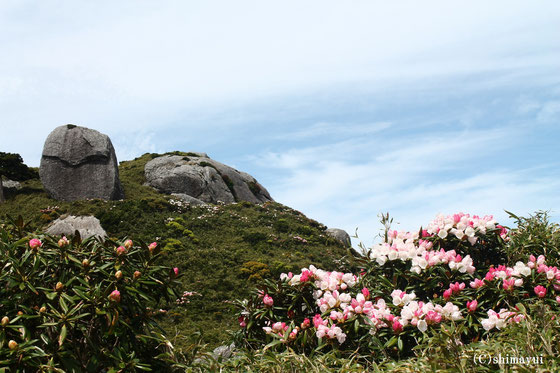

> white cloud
[260,124,559,247]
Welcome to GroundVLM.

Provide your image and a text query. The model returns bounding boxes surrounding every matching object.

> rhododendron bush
[0,216,182,371]
[235,212,560,360]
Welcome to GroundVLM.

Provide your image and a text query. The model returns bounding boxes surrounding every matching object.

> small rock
[3,179,21,190]
[171,193,208,206]
[326,228,352,247]
[46,215,107,240]
[211,343,236,362]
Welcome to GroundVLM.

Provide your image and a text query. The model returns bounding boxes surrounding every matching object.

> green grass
[0,152,352,350]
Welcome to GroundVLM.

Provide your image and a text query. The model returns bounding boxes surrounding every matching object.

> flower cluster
[426,213,499,243]
[481,308,525,331]
[370,238,476,275]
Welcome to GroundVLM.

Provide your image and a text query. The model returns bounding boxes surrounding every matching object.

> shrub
[0,216,183,371]
[234,212,560,365]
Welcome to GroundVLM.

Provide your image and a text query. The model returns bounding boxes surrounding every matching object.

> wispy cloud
[257,118,559,246]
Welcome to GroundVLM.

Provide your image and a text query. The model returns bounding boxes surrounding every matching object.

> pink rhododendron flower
[467,300,478,312]
[238,316,247,327]
[392,319,403,333]
[173,267,179,277]
[502,278,515,291]
[470,279,485,288]
[534,285,547,298]
[362,287,370,300]
[313,314,327,328]
[443,289,452,300]
[263,294,274,307]
[301,318,311,329]
[300,270,312,282]
[148,242,157,252]
[449,282,465,294]
[29,238,42,250]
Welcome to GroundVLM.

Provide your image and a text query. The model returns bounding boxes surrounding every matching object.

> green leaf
[397,336,403,351]
[58,324,67,346]
[385,336,398,349]
[59,296,69,314]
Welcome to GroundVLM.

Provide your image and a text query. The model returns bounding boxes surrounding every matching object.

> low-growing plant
[0,216,184,371]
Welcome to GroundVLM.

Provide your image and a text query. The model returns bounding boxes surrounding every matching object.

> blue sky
[1,1,559,246]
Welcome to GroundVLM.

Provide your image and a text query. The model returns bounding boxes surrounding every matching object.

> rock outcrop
[46,215,107,240]
[326,228,352,247]
[144,153,272,204]
[3,179,21,190]
[39,125,124,201]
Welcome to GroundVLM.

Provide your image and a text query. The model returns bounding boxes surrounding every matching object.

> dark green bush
[0,216,183,371]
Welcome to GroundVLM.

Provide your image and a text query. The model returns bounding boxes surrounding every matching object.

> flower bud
[172,267,179,278]
[82,259,89,268]
[116,246,126,256]
[109,290,121,302]
[115,270,123,280]
[17,311,23,316]
[8,340,18,350]
[124,239,133,249]
[148,242,157,253]
[39,306,46,313]
[58,237,69,248]
[133,271,141,279]
[29,238,42,250]
[1,316,9,326]
[55,282,64,292]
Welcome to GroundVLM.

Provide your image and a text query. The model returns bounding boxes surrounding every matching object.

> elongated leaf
[58,324,67,346]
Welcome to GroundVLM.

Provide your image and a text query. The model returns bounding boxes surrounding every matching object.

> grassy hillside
[0,152,353,348]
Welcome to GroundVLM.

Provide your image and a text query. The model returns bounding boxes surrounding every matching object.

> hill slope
[0,152,354,347]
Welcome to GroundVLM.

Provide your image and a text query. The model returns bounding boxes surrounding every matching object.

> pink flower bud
[29,238,42,250]
[173,267,179,277]
[392,319,403,333]
[466,300,478,312]
[362,287,370,300]
[148,242,157,252]
[124,239,133,249]
[58,237,69,248]
[116,246,126,256]
[263,294,274,307]
[109,290,121,302]
[443,289,452,300]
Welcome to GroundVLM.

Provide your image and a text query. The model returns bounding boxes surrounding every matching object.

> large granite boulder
[144,153,272,204]
[39,125,124,201]
[326,228,352,247]
[46,215,107,240]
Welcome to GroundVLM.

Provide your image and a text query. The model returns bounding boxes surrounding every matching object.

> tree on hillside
[0,152,38,203]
